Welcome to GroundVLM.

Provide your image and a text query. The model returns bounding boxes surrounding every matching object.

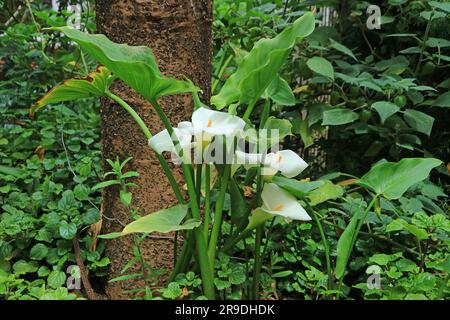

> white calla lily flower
[235,149,308,178]
[265,150,308,178]
[191,107,246,141]
[148,127,192,155]
[149,108,247,164]
[261,183,311,221]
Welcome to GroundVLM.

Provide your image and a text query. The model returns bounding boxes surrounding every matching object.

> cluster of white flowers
[148,107,311,221]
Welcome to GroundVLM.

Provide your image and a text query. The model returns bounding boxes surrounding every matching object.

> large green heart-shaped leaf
[52,27,199,101]
[356,158,442,199]
[31,65,114,116]
[211,12,315,109]
[99,205,200,238]
[122,204,200,235]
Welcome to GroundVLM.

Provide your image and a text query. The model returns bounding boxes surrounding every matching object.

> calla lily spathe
[148,126,192,155]
[148,107,246,155]
[191,107,246,138]
[261,183,311,221]
[235,149,308,178]
[176,107,247,143]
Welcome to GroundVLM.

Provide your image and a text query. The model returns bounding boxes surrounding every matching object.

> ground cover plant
[0,0,448,300]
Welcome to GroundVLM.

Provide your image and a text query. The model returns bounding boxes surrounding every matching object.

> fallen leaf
[34,145,45,161]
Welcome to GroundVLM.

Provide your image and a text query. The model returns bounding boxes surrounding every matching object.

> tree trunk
[95,0,212,299]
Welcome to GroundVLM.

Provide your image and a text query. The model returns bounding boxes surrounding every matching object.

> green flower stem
[261,217,276,259]
[260,100,271,128]
[212,54,233,94]
[204,164,211,238]
[208,164,231,265]
[251,167,264,299]
[105,91,184,204]
[306,202,332,292]
[195,163,202,205]
[169,232,192,282]
[243,99,257,121]
[415,10,434,75]
[149,98,215,300]
[252,226,263,299]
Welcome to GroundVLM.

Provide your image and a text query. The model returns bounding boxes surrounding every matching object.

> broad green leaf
[162,282,182,299]
[298,118,314,149]
[403,109,434,136]
[122,204,200,235]
[322,108,358,125]
[272,176,324,198]
[386,219,429,240]
[329,39,357,61]
[335,210,360,279]
[306,56,334,80]
[433,91,450,107]
[211,13,315,109]
[425,37,450,48]
[51,26,199,101]
[372,101,399,124]
[59,222,77,239]
[0,165,24,178]
[380,16,395,25]
[356,158,442,199]
[369,253,397,266]
[13,260,38,275]
[308,180,344,206]
[48,270,66,289]
[263,76,295,106]
[30,243,49,260]
[396,258,418,272]
[31,65,114,115]
[429,1,450,14]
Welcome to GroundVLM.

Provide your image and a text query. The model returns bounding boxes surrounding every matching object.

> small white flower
[260,183,311,221]
[235,149,308,178]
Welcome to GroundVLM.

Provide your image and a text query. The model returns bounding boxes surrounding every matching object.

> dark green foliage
[0,2,108,299]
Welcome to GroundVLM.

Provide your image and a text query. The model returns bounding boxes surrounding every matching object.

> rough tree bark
[95,0,212,299]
